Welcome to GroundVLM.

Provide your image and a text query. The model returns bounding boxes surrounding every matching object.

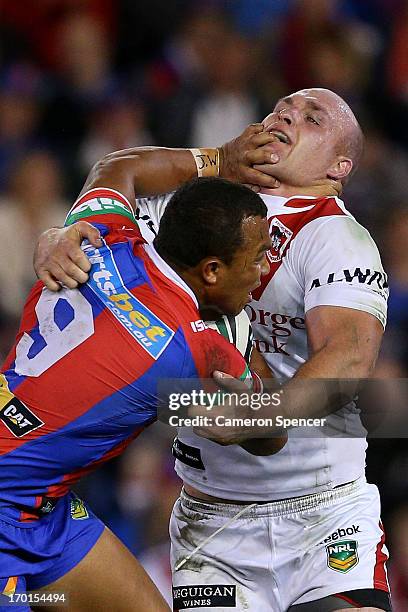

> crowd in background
[0,0,407,607]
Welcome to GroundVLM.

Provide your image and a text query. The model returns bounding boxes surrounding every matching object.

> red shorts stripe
[374,521,389,591]
[334,593,362,607]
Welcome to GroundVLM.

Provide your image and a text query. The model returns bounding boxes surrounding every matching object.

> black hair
[154,177,267,268]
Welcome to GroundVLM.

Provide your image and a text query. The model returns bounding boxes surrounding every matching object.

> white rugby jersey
[135,192,388,501]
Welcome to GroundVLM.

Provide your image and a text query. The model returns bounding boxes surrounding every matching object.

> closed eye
[255,251,268,264]
[306,115,320,125]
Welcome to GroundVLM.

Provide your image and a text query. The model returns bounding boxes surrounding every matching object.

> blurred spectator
[116,0,189,69]
[42,12,121,192]
[278,0,342,91]
[387,0,408,102]
[79,97,154,174]
[152,9,262,147]
[384,0,408,146]
[140,470,180,606]
[52,13,112,94]
[279,0,381,99]
[383,208,408,328]
[0,63,46,191]
[91,429,181,556]
[306,30,374,111]
[344,126,408,239]
[149,8,235,146]
[226,0,292,37]
[0,2,406,604]
[0,151,67,318]
[189,29,261,146]
[0,1,116,68]
[388,504,408,610]
[373,207,408,374]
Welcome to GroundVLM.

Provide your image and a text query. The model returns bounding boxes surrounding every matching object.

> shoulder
[183,319,249,380]
[264,195,353,258]
[291,199,379,257]
[65,188,138,228]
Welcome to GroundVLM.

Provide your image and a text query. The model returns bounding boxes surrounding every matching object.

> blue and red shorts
[0,492,104,611]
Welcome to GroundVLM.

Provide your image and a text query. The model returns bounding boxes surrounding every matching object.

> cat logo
[70,498,89,520]
[326,540,359,573]
[0,375,44,437]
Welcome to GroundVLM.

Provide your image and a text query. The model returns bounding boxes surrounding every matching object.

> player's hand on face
[34,221,102,291]
[220,123,281,192]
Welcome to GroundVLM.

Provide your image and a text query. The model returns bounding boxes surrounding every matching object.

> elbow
[82,154,138,201]
[345,347,380,379]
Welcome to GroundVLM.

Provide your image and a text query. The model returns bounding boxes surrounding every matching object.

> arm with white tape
[34,125,280,290]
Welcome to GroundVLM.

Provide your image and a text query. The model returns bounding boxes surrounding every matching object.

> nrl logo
[267,218,293,263]
[326,540,359,573]
[70,498,89,520]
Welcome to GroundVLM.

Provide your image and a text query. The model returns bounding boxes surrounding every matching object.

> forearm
[81,147,201,203]
[295,337,372,379]
[279,343,375,421]
[34,124,281,291]
[274,306,383,422]
[80,125,280,205]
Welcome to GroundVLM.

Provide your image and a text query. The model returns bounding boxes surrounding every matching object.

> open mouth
[269,130,291,144]
[247,284,259,301]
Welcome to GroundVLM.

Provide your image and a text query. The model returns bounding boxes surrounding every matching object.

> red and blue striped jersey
[0,188,248,520]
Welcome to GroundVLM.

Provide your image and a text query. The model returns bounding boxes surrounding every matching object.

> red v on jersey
[252,196,346,300]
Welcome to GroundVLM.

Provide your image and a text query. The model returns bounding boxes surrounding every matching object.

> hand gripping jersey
[135,192,388,501]
[0,188,249,520]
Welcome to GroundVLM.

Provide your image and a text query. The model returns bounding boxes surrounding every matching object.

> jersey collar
[144,243,199,308]
[260,193,348,213]
[260,193,346,205]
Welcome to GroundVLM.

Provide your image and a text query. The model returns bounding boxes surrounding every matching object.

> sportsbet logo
[326,540,359,573]
[85,243,174,359]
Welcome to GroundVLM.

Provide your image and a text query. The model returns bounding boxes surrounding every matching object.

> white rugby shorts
[170,478,390,611]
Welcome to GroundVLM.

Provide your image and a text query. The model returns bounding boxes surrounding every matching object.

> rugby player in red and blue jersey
[0,177,271,611]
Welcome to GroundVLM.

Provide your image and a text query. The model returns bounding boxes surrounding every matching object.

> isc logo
[190,320,207,333]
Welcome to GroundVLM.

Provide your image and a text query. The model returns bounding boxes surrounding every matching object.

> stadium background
[0,0,407,607]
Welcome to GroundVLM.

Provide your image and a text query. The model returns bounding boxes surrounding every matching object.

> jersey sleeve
[296,216,388,328]
[134,192,174,241]
[65,188,138,229]
[181,323,252,383]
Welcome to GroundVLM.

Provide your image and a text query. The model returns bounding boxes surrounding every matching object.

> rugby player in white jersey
[35,89,391,612]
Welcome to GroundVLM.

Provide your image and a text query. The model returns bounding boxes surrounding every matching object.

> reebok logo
[321,524,361,545]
